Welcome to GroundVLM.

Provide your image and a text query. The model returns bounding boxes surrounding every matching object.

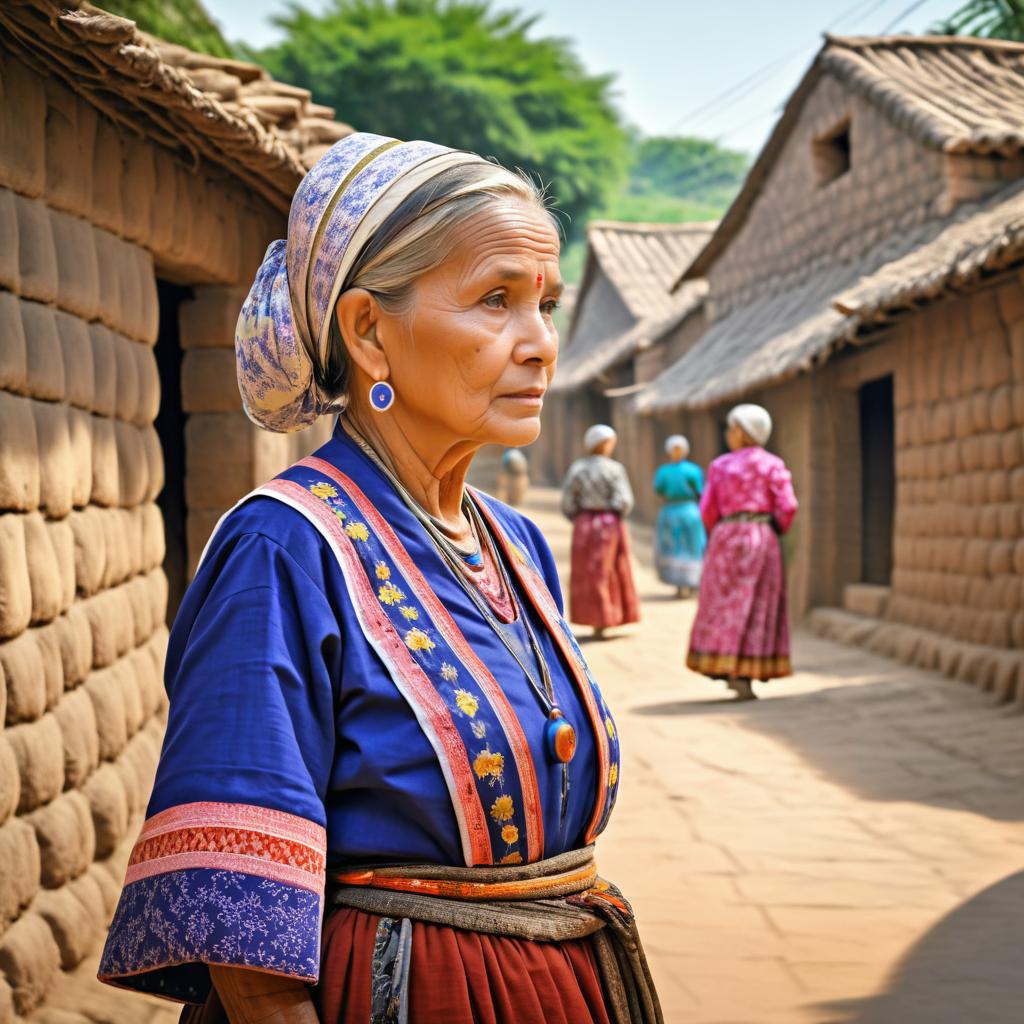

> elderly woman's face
[381,201,561,448]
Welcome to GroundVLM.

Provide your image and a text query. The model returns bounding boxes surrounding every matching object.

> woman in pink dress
[687,404,798,699]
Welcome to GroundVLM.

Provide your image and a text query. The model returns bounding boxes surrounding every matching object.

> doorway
[154,280,192,623]
[858,374,895,585]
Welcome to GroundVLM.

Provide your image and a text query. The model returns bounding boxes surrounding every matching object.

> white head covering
[584,424,616,454]
[664,434,690,458]
[727,403,772,446]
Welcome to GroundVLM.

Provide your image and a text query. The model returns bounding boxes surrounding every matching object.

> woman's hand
[209,965,320,1024]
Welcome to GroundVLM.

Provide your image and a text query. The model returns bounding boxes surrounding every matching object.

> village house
[539,220,714,519]
[0,1,353,1016]
[631,35,1024,700]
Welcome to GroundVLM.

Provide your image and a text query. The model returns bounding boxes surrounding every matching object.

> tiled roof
[637,177,1024,413]
[588,220,716,319]
[0,1,354,213]
[684,34,1024,284]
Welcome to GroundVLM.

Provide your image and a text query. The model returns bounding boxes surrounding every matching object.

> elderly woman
[561,425,639,640]
[653,435,706,599]
[97,135,660,1024]
[687,405,798,700]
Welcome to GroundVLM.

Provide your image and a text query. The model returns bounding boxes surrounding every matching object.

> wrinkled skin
[336,199,563,539]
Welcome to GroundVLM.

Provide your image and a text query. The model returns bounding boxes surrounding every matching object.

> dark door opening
[858,374,895,585]
[154,281,193,623]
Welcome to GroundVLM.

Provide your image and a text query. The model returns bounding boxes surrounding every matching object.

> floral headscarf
[235,133,486,432]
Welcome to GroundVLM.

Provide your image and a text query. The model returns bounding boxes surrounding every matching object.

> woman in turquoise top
[653,435,706,597]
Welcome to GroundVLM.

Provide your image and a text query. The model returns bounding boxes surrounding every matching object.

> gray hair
[321,162,556,401]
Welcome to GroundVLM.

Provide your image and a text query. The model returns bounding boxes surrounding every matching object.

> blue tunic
[653,460,706,589]
[99,425,618,1002]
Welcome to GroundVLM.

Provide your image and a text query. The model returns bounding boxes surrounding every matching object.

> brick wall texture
[0,52,292,1020]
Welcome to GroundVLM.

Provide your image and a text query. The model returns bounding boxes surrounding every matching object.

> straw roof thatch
[683,34,1024,285]
[0,1,355,213]
[553,220,715,392]
[636,177,1024,413]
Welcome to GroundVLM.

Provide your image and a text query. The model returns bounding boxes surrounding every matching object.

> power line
[880,0,930,33]
[666,0,900,134]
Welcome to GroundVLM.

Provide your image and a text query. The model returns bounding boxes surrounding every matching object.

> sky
[204,0,960,156]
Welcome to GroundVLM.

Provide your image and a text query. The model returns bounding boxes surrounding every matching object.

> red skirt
[569,511,640,629]
[316,906,612,1023]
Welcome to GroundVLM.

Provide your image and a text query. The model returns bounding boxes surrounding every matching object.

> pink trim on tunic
[296,458,545,865]
[689,448,797,682]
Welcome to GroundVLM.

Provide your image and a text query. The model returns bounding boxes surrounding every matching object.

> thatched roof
[552,281,707,393]
[0,1,355,213]
[637,177,1024,414]
[586,220,715,319]
[553,220,715,392]
[683,34,1024,285]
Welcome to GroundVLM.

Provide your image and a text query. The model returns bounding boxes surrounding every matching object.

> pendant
[545,708,577,764]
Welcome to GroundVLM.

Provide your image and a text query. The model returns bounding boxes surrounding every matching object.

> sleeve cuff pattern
[98,802,327,1003]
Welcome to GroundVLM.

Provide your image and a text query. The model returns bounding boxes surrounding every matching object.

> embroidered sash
[472,494,619,842]
[255,457,548,867]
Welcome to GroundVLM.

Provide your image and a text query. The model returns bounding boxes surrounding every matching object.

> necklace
[342,418,577,820]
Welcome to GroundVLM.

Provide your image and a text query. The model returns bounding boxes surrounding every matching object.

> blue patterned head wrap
[235,133,487,432]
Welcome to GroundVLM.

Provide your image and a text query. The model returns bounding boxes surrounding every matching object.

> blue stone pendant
[545,708,577,763]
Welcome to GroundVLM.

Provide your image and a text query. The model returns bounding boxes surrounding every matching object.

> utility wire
[879,0,929,34]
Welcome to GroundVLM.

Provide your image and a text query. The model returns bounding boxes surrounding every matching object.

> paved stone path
[44,488,1024,1024]
[524,487,1024,1024]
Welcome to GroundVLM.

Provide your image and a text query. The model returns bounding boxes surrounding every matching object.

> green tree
[933,0,1024,39]
[253,0,628,239]
[99,0,234,57]
[627,136,748,211]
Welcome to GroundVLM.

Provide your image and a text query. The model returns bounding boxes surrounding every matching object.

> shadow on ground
[817,871,1024,1023]
[631,634,1024,823]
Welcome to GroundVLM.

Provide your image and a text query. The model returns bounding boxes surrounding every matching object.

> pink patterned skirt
[687,519,791,680]
[569,511,640,629]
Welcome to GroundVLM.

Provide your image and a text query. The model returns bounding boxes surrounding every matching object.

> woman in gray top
[561,425,640,638]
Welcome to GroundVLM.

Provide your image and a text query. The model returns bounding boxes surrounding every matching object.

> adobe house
[0,2,352,1016]
[635,35,1024,700]
[538,220,714,516]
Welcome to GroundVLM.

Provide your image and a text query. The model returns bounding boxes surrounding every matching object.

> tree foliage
[252,0,628,239]
[100,0,234,57]
[933,0,1024,39]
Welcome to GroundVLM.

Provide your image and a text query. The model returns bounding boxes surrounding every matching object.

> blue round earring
[369,380,395,412]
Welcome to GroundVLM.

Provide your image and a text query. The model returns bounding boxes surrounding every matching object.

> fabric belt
[720,511,773,524]
[328,846,663,1024]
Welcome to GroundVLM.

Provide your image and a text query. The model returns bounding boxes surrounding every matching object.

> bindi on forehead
[536,274,543,288]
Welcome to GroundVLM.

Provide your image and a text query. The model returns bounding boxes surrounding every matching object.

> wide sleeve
[98,530,341,1004]
[770,460,799,533]
[699,463,721,531]
[609,463,635,516]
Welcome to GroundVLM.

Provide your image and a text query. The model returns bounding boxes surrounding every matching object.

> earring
[369,380,395,412]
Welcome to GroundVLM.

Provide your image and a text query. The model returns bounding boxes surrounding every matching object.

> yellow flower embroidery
[471,721,488,739]
[473,749,504,781]
[454,689,479,717]
[404,628,435,652]
[399,606,420,621]
[605,717,616,740]
[440,663,459,682]
[609,763,618,787]
[345,522,370,542]
[379,582,406,606]
[500,852,523,865]
[490,795,514,822]
[309,482,338,499]
[501,824,519,845]
[375,562,391,580]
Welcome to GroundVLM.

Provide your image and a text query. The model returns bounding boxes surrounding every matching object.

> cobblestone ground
[524,487,1024,1024]
[48,488,1024,1024]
